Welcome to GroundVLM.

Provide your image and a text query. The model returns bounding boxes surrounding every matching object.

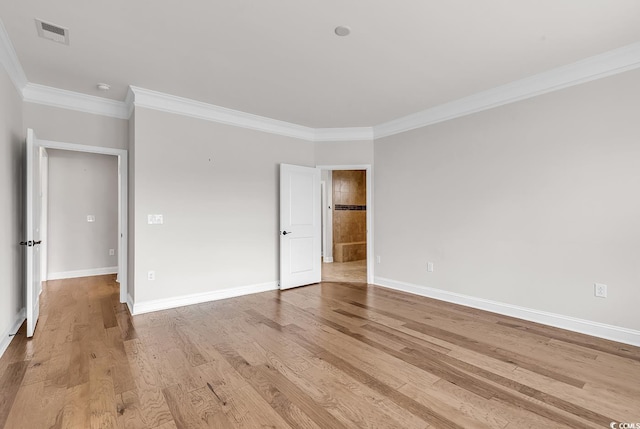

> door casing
[317,164,373,284]
[36,136,129,305]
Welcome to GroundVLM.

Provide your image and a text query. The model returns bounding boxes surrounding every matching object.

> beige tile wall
[333,170,366,262]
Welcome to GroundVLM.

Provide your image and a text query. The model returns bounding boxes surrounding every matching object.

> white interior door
[25,128,42,337]
[280,164,321,290]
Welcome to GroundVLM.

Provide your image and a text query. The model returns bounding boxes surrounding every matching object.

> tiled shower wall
[332,170,366,262]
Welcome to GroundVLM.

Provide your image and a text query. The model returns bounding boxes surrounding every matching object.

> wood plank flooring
[322,260,367,283]
[1,275,639,428]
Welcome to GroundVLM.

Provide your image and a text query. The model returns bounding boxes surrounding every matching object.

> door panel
[280,164,321,290]
[290,172,314,225]
[290,237,314,273]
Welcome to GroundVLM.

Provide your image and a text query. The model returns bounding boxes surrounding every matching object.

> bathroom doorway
[318,165,372,284]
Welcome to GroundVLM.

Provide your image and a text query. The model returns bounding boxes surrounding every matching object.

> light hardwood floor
[1,275,639,428]
[321,259,367,283]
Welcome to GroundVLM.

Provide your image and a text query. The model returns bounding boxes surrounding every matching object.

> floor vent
[35,19,69,45]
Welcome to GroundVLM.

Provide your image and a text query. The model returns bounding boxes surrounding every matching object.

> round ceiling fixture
[97,83,110,91]
[334,26,351,37]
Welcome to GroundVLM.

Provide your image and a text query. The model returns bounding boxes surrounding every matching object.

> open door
[279,164,321,290]
[24,129,42,337]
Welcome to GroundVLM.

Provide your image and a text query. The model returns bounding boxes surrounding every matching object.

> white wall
[374,69,640,331]
[315,140,374,166]
[132,107,315,304]
[47,149,118,278]
[0,67,24,353]
[23,103,128,150]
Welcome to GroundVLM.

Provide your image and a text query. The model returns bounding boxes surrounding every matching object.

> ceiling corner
[373,41,640,139]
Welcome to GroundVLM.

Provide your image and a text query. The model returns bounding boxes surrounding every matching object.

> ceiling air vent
[35,19,69,45]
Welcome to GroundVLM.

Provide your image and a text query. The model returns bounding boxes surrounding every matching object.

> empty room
[1,1,639,428]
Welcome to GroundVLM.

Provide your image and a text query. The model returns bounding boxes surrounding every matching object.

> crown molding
[374,41,640,139]
[23,83,130,119]
[0,18,27,92]
[4,11,640,142]
[130,86,317,141]
[130,86,373,142]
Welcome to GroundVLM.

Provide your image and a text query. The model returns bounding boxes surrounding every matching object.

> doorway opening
[36,135,128,303]
[318,165,372,284]
[45,149,119,282]
[25,130,128,337]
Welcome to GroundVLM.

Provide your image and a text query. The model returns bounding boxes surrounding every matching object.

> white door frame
[320,180,326,259]
[316,164,373,284]
[38,139,128,304]
[39,147,48,286]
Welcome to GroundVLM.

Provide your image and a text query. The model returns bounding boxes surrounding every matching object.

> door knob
[282,231,292,235]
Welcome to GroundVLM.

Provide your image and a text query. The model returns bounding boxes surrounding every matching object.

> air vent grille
[35,19,69,45]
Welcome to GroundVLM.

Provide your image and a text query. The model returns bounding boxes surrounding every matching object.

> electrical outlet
[147,214,164,225]
[427,262,434,272]
[87,215,95,223]
[109,249,115,256]
[148,271,155,281]
[594,283,607,298]
[376,255,381,264]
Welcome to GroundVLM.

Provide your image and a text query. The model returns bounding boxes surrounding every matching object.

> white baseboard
[132,281,279,315]
[48,266,118,280]
[0,308,25,359]
[323,257,334,263]
[373,277,640,347]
